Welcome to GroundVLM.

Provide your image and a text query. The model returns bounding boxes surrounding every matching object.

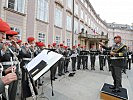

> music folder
[26,49,63,81]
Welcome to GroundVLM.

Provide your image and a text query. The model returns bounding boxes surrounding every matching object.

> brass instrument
[111,44,127,57]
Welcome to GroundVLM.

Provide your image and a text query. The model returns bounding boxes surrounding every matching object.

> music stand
[25,49,63,81]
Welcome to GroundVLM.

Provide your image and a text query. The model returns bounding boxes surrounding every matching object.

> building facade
[0,0,133,50]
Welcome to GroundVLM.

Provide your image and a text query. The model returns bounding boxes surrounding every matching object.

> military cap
[17,40,22,43]
[52,43,56,46]
[0,18,10,32]
[78,44,80,46]
[114,35,121,39]
[60,43,63,46]
[27,37,35,42]
[37,42,45,47]
[5,30,18,35]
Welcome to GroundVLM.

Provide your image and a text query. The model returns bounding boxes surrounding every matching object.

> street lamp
[72,0,75,47]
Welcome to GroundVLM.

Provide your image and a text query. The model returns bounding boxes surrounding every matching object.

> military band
[0,18,132,100]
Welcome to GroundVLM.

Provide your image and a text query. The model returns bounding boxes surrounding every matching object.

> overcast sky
[89,0,133,25]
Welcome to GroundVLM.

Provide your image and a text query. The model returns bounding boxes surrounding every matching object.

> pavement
[27,56,133,100]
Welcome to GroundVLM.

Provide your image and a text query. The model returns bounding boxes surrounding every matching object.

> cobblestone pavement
[27,56,133,100]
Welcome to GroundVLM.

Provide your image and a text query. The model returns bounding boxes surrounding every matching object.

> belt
[1,61,18,66]
[99,55,105,56]
[23,58,32,61]
[110,57,125,59]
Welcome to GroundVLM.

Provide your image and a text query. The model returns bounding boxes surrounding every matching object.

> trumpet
[0,63,4,100]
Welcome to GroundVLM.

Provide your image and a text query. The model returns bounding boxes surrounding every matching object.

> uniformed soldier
[50,43,58,80]
[20,37,37,99]
[100,35,127,92]
[0,19,17,96]
[131,51,133,63]
[17,40,22,47]
[1,30,21,100]
[58,43,65,76]
[106,50,112,71]
[64,46,70,73]
[99,46,104,71]
[77,44,82,70]
[127,47,132,70]
[81,46,88,70]
[90,44,96,70]
[71,46,77,71]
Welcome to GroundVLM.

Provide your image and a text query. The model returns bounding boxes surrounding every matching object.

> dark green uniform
[1,45,20,100]
[49,48,58,80]
[76,48,81,70]
[58,48,65,76]
[127,51,132,70]
[64,49,70,73]
[19,45,35,99]
[102,43,127,92]
[89,49,97,70]
[70,49,77,71]
[81,50,88,70]
[99,51,104,70]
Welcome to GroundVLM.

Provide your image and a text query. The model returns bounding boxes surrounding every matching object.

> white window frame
[55,36,61,45]
[38,33,46,43]
[37,0,49,22]
[74,19,78,34]
[74,3,78,15]
[80,8,84,19]
[55,7,63,28]
[7,0,25,13]
[66,15,72,31]
[67,39,71,47]
[67,0,72,10]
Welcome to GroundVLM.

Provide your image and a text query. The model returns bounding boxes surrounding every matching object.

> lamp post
[72,0,75,47]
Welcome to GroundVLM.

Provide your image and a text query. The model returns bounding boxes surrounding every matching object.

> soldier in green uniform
[71,46,77,71]
[77,44,82,70]
[99,46,104,71]
[50,43,58,80]
[0,18,18,100]
[90,44,96,70]
[58,44,65,76]
[100,35,127,92]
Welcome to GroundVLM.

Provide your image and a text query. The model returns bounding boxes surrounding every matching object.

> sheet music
[26,49,62,81]
[70,54,77,58]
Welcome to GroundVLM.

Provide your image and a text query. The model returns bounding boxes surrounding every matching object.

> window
[88,18,90,26]
[84,1,87,8]
[38,33,46,43]
[8,0,25,13]
[74,20,78,34]
[55,36,60,45]
[66,15,72,31]
[55,7,62,27]
[37,0,49,22]
[80,9,84,19]
[67,39,71,47]
[67,0,72,10]
[11,27,22,39]
[75,40,77,46]
[74,3,78,15]
[81,0,84,3]
[85,13,87,23]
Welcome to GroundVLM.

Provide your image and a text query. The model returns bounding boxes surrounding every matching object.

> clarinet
[26,45,38,99]
[0,63,3,100]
